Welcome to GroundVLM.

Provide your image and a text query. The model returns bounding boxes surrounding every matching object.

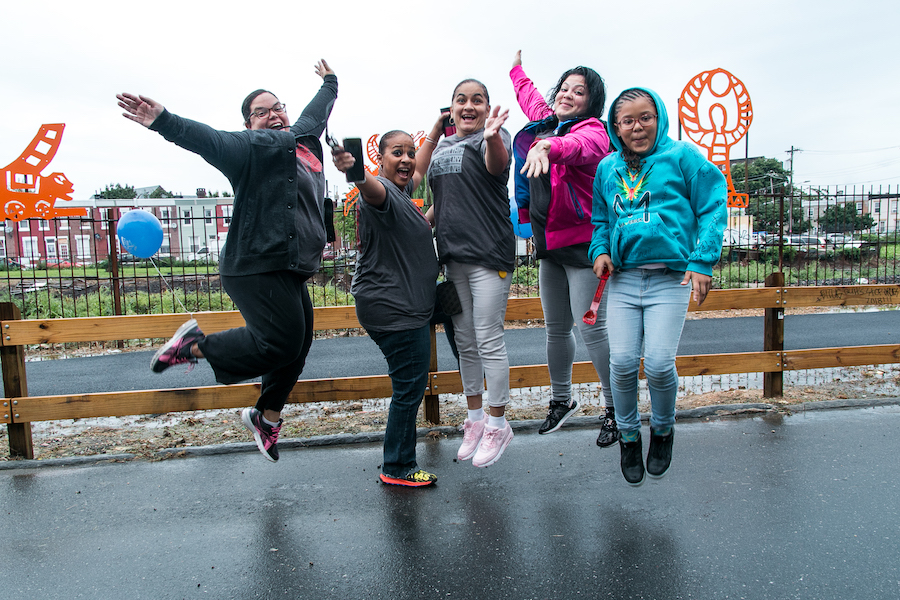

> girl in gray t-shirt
[426,79,516,469]
[333,121,444,487]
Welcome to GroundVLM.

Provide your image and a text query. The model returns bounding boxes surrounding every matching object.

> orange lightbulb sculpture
[678,69,753,208]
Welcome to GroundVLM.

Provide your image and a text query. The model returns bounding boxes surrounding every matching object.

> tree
[819,204,876,233]
[730,157,791,196]
[748,195,810,233]
[98,183,136,199]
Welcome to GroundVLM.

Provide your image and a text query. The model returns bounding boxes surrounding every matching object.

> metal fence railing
[1,185,897,322]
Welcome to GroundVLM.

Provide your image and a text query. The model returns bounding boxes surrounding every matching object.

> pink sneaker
[472,422,513,468]
[457,416,487,461]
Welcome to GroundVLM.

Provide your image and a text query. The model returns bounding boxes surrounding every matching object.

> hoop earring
[449,117,454,125]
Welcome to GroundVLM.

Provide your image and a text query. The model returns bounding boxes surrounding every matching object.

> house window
[74,235,92,260]
[875,201,881,212]
[160,208,171,225]
[183,209,192,225]
[45,237,58,262]
[18,220,30,232]
[204,209,213,224]
[99,208,109,230]
[222,205,233,226]
[59,218,70,230]
[22,236,40,262]
[160,234,171,254]
[0,237,6,258]
[58,238,70,261]
[38,218,50,231]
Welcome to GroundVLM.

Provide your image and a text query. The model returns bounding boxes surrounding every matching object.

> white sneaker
[472,422,513,468]
[457,416,487,461]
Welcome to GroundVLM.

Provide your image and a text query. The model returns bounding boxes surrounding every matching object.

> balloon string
[149,257,193,318]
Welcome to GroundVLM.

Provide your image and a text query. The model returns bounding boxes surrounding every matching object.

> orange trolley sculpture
[342,131,427,216]
[1,123,83,221]
[678,69,753,208]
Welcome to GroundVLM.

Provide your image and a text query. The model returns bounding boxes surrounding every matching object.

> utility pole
[785,146,801,233]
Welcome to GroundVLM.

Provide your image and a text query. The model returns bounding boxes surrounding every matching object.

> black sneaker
[596,409,619,448]
[619,434,645,486]
[647,429,674,479]
[538,400,580,435]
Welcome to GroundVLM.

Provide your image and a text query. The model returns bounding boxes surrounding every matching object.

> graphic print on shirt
[429,144,465,177]
[613,166,652,226]
[296,144,323,174]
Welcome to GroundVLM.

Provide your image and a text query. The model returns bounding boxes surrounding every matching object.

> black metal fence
[1,184,897,321]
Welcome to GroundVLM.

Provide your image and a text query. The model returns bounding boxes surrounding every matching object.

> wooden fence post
[1,302,33,458]
[763,272,785,397]
[423,323,441,424]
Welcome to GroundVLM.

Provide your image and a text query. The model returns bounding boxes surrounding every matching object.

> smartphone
[441,107,456,137]
[342,138,366,184]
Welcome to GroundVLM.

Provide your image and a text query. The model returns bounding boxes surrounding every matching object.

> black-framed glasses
[249,103,286,120]
[616,114,657,130]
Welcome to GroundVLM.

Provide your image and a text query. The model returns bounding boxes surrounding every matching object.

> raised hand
[315,59,335,79]
[483,106,509,141]
[117,93,164,128]
[513,50,522,68]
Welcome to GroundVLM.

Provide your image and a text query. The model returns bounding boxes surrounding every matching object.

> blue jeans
[539,259,613,408]
[368,325,431,478]
[605,268,691,433]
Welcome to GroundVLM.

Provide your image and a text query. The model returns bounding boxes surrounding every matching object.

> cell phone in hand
[441,107,455,137]
[342,138,366,184]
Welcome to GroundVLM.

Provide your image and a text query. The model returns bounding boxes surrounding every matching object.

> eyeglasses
[616,114,657,130]
[249,103,286,120]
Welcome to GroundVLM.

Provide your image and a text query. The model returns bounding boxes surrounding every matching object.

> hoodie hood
[606,87,670,156]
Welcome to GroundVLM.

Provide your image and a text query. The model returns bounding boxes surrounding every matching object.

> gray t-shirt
[351,176,440,333]
[427,129,516,272]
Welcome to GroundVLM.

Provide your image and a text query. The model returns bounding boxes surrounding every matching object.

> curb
[3,398,898,470]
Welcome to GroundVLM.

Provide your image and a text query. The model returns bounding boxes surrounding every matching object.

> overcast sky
[2,0,898,203]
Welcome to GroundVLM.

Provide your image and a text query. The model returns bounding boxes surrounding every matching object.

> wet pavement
[3,404,899,600]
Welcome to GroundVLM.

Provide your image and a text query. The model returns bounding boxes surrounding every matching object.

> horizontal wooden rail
[3,286,898,346]
[2,286,899,456]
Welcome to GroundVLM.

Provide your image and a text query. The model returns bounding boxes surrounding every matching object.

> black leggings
[198,271,313,413]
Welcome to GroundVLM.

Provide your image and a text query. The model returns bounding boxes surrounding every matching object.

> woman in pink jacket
[510,51,616,445]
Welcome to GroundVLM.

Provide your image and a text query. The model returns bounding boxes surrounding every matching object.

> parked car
[186,247,217,263]
[762,234,829,256]
[825,233,863,250]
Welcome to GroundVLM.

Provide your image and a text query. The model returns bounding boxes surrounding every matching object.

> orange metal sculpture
[1,124,83,220]
[342,131,427,215]
[678,69,753,208]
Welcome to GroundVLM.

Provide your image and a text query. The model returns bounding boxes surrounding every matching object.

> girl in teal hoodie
[589,87,727,486]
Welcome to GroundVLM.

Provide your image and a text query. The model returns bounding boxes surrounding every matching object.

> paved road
[2,405,899,599]
[19,310,899,396]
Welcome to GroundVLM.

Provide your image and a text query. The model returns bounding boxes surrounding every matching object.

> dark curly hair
[548,66,606,120]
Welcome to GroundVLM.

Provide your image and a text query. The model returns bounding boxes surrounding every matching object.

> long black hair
[548,66,606,120]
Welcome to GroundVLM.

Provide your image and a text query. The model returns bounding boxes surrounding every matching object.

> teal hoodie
[588,87,727,276]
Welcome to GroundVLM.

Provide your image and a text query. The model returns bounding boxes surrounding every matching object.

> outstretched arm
[117,93,164,128]
[291,59,339,139]
[483,106,510,176]
[413,111,448,190]
[332,144,386,208]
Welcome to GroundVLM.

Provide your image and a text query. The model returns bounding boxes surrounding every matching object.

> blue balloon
[509,198,533,239]
[117,210,163,259]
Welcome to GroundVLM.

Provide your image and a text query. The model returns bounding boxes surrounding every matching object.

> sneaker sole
[241,408,277,463]
[538,403,580,435]
[150,318,199,373]
[473,430,514,468]
[379,473,436,487]
[626,473,645,487]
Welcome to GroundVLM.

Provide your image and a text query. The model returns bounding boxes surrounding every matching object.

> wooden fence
[3,278,899,458]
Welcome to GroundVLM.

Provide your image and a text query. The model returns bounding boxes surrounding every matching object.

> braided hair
[612,88,655,172]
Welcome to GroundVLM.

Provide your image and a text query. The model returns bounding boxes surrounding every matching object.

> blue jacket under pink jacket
[511,65,610,250]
